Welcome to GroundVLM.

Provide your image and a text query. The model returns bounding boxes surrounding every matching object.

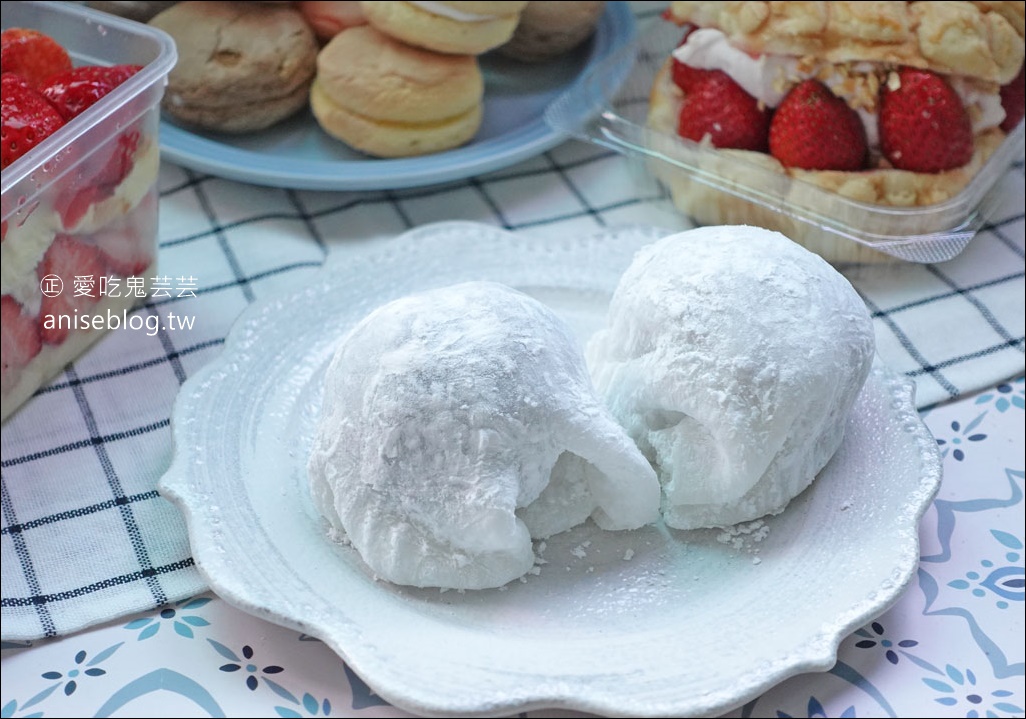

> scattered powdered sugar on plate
[716,518,772,555]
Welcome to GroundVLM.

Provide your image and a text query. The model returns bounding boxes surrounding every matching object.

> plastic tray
[545,17,1025,264]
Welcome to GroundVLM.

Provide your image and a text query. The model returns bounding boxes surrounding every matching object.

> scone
[498,1,606,63]
[587,226,876,530]
[149,1,318,133]
[310,25,483,157]
[308,282,660,590]
[648,1,1025,262]
[361,1,528,55]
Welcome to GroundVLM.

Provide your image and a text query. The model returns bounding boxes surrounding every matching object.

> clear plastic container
[1,1,176,421]
[546,17,1025,264]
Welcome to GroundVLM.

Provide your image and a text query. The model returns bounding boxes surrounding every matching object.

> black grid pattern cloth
[2,142,1024,640]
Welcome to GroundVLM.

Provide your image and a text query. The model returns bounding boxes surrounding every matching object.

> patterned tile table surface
[2,376,1023,718]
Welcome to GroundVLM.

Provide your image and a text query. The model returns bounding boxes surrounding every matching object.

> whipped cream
[672,28,1006,149]
[948,75,1007,135]
[1,204,61,314]
[409,1,498,22]
[673,28,798,107]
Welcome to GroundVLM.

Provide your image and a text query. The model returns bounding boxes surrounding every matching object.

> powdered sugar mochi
[587,226,875,530]
[308,281,660,589]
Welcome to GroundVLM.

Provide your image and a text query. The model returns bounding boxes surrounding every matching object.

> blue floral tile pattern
[1,373,1023,716]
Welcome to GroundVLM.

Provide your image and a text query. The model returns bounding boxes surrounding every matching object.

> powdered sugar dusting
[308,281,660,590]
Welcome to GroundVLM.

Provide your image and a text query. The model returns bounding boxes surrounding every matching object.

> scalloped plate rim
[159,221,942,718]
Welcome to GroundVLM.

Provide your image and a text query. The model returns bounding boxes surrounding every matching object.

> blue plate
[158,3,635,190]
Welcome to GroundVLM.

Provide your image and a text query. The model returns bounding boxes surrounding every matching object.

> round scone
[149,1,318,133]
[498,1,606,63]
[310,25,483,157]
[361,1,528,55]
[586,225,876,531]
[308,282,660,590]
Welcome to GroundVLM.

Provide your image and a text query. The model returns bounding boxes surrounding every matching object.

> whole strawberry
[879,67,972,173]
[1,28,72,89]
[769,79,867,171]
[677,72,770,151]
[1,73,66,169]
[41,64,142,121]
[999,64,1024,133]
[671,26,720,93]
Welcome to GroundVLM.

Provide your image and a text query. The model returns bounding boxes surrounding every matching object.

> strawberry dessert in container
[547,1,1025,263]
[1,1,176,421]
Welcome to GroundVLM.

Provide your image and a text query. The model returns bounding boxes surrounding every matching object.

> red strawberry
[673,62,726,96]
[37,235,105,345]
[671,26,720,93]
[1,73,66,169]
[769,79,867,171]
[95,190,157,277]
[879,67,972,173]
[94,129,141,190]
[677,72,770,151]
[55,129,141,230]
[0,28,72,89]
[999,64,1024,133]
[1,295,42,397]
[41,64,142,121]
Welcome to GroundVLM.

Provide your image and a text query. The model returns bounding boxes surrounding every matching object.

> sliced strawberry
[0,28,72,89]
[54,128,142,230]
[1,295,42,397]
[37,235,105,345]
[95,190,157,277]
[93,129,141,190]
[999,64,1024,133]
[677,72,770,151]
[40,64,142,121]
[879,67,973,173]
[1,73,66,169]
[769,79,867,171]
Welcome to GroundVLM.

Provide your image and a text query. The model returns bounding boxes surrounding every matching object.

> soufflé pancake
[309,25,484,157]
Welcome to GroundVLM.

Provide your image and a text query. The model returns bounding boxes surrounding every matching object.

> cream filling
[1,206,61,315]
[409,1,498,22]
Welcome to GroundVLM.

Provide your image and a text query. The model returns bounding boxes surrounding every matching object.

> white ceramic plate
[159,221,942,718]
[157,3,635,190]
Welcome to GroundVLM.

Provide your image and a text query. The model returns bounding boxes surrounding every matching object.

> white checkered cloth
[2,102,1024,642]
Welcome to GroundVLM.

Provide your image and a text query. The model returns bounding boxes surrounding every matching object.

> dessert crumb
[717,519,770,552]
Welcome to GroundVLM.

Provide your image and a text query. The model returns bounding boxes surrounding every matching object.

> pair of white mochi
[308,226,875,590]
